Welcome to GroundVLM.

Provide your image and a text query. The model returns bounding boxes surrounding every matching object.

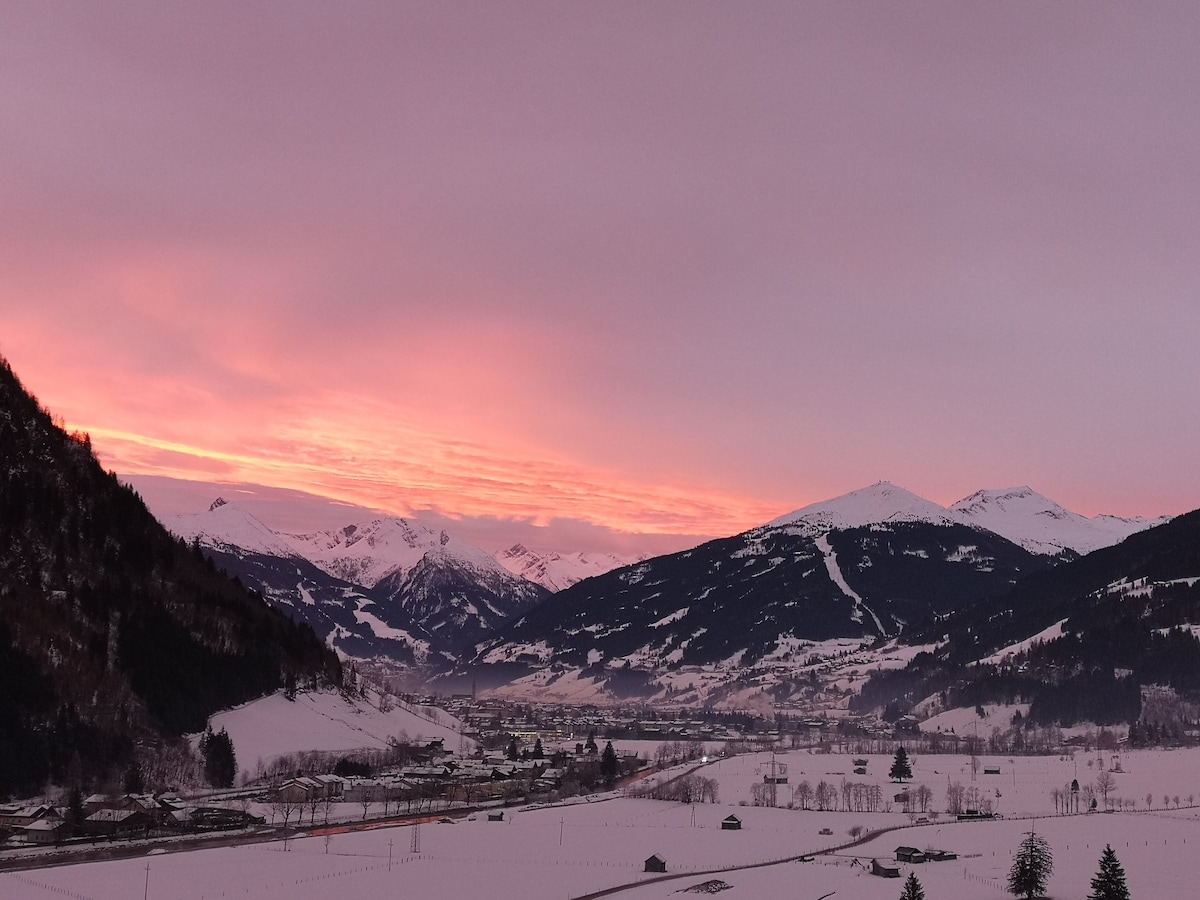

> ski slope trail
[814,534,886,636]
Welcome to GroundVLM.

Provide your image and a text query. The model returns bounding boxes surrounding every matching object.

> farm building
[895,846,926,863]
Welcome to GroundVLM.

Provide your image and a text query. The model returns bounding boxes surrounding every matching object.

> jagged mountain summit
[163,502,551,663]
[948,485,1170,556]
[493,544,644,592]
[170,496,306,558]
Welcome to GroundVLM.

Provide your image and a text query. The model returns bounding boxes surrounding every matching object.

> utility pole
[388,838,393,871]
[143,862,150,900]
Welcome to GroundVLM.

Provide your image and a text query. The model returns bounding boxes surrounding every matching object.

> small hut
[644,853,667,873]
[871,859,901,878]
[720,814,743,831]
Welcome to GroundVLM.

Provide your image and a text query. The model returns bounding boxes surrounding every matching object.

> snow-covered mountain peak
[949,486,1168,555]
[494,543,642,592]
[286,516,503,587]
[951,486,1080,524]
[163,499,301,558]
[766,481,964,534]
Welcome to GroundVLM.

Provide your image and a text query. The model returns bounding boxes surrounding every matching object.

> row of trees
[638,774,719,804]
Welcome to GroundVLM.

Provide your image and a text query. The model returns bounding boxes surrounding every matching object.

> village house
[82,807,151,838]
[18,817,68,845]
[0,803,60,830]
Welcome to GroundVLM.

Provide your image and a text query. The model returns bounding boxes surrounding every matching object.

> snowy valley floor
[6,748,1200,900]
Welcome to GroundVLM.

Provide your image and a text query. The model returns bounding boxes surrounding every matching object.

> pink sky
[2,3,1198,549]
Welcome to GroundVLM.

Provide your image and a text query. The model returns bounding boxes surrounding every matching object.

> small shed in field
[871,859,901,878]
[720,815,742,831]
[644,854,667,873]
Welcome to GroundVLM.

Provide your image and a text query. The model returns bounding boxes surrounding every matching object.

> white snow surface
[766,481,963,533]
[978,618,1069,665]
[494,543,641,591]
[11,748,1200,900]
[201,689,468,770]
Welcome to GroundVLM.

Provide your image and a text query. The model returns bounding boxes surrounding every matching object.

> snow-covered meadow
[203,689,472,777]
[7,747,1200,900]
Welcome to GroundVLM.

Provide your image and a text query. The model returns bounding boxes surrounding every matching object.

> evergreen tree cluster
[200,726,237,788]
[0,355,339,798]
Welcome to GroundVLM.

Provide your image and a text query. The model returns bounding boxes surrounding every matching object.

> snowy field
[6,748,1200,900]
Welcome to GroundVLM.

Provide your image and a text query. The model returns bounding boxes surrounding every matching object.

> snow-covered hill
[949,485,1169,555]
[203,688,470,773]
[493,544,642,592]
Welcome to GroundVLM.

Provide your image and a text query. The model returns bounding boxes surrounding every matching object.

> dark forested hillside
[0,356,339,798]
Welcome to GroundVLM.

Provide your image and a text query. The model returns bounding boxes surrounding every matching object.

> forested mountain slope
[0,356,338,797]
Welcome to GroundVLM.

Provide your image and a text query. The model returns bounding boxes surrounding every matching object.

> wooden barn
[895,846,926,864]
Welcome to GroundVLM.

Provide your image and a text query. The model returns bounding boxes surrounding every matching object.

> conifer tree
[1008,831,1053,898]
[1088,845,1130,900]
[899,872,925,900]
[890,746,912,782]
[600,741,620,787]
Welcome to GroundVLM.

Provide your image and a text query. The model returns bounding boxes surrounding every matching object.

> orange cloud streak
[68,393,782,537]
